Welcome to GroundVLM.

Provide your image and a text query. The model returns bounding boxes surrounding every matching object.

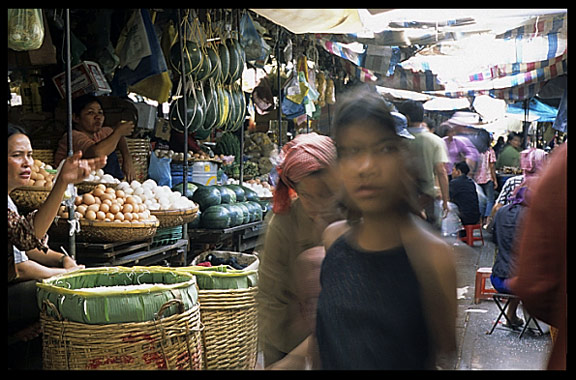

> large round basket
[10,186,50,211]
[50,217,159,243]
[151,206,199,228]
[76,181,118,194]
[40,299,204,370]
[177,264,259,370]
[38,267,204,370]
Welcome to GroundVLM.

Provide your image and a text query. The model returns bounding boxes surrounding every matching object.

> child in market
[266,89,457,370]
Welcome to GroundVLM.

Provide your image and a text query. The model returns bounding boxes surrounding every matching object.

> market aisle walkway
[443,231,552,370]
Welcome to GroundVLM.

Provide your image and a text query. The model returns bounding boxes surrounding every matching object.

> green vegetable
[191,185,222,211]
[200,205,231,229]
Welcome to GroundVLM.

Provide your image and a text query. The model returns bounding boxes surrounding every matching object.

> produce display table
[188,220,265,254]
[55,238,188,267]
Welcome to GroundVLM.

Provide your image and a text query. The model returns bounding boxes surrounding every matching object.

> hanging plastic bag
[8,9,45,51]
[240,12,271,64]
[148,152,172,188]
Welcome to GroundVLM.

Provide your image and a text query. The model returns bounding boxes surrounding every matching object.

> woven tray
[40,299,204,370]
[50,218,159,243]
[10,186,51,211]
[151,206,199,228]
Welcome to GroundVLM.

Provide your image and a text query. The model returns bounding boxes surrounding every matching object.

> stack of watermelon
[178,182,267,229]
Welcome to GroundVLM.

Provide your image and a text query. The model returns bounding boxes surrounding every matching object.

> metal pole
[178,9,189,250]
[237,9,244,186]
[276,26,282,148]
[64,8,76,259]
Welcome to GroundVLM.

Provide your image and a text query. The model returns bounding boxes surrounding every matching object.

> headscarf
[273,133,336,214]
[520,147,547,179]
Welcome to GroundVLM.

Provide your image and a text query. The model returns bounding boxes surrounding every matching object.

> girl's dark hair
[331,88,396,143]
[8,123,28,138]
[72,94,102,116]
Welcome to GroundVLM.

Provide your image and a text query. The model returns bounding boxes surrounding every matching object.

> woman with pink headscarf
[257,132,344,367]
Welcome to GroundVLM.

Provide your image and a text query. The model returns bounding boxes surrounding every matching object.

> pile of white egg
[84,169,121,184]
[116,179,197,211]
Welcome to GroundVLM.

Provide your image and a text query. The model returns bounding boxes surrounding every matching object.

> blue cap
[391,112,415,140]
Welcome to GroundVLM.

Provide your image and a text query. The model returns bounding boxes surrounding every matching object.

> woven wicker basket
[151,206,199,228]
[40,299,204,370]
[10,186,51,211]
[198,287,259,370]
[50,218,159,243]
[33,149,56,167]
[76,181,118,194]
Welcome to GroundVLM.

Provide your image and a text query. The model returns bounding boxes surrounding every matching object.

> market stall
[7,8,567,370]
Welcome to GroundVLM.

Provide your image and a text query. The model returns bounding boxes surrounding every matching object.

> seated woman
[8,124,105,363]
[490,186,529,327]
[53,94,136,181]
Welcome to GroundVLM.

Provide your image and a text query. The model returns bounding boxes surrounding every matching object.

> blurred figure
[398,100,450,227]
[257,132,343,367]
[449,161,480,229]
[490,186,530,328]
[438,123,480,178]
[509,143,566,370]
[473,136,498,227]
[267,90,456,370]
[488,147,547,227]
[495,132,522,170]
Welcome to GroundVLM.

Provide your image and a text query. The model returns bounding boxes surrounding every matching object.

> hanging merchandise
[240,11,271,68]
[8,9,45,51]
[110,9,172,103]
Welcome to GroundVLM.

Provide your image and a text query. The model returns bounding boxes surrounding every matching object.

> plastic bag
[440,201,463,237]
[148,152,172,187]
[8,9,45,51]
[240,12,271,64]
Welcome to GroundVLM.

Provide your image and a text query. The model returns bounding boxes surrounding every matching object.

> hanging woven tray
[150,206,199,228]
[50,217,159,243]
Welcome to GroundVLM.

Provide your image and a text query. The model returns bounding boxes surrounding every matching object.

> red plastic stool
[474,267,497,303]
[459,224,484,246]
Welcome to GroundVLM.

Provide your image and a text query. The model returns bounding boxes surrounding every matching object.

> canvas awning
[252,9,567,101]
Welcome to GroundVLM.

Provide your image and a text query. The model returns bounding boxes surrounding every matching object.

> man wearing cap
[398,100,450,228]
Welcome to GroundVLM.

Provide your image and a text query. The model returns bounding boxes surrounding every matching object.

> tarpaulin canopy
[251,9,567,101]
[507,98,559,122]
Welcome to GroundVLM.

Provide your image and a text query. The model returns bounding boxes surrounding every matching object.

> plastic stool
[459,224,484,246]
[474,267,497,303]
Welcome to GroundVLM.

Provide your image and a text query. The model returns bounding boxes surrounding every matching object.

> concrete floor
[444,231,552,370]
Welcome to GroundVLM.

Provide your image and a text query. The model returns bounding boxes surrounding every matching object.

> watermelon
[236,202,251,224]
[192,185,221,211]
[246,201,263,221]
[188,209,201,228]
[218,186,237,204]
[172,182,199,198]
[201,205,231,229]
[221,204,243,226]
[225,184,246,202]
[241,186,260,201]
